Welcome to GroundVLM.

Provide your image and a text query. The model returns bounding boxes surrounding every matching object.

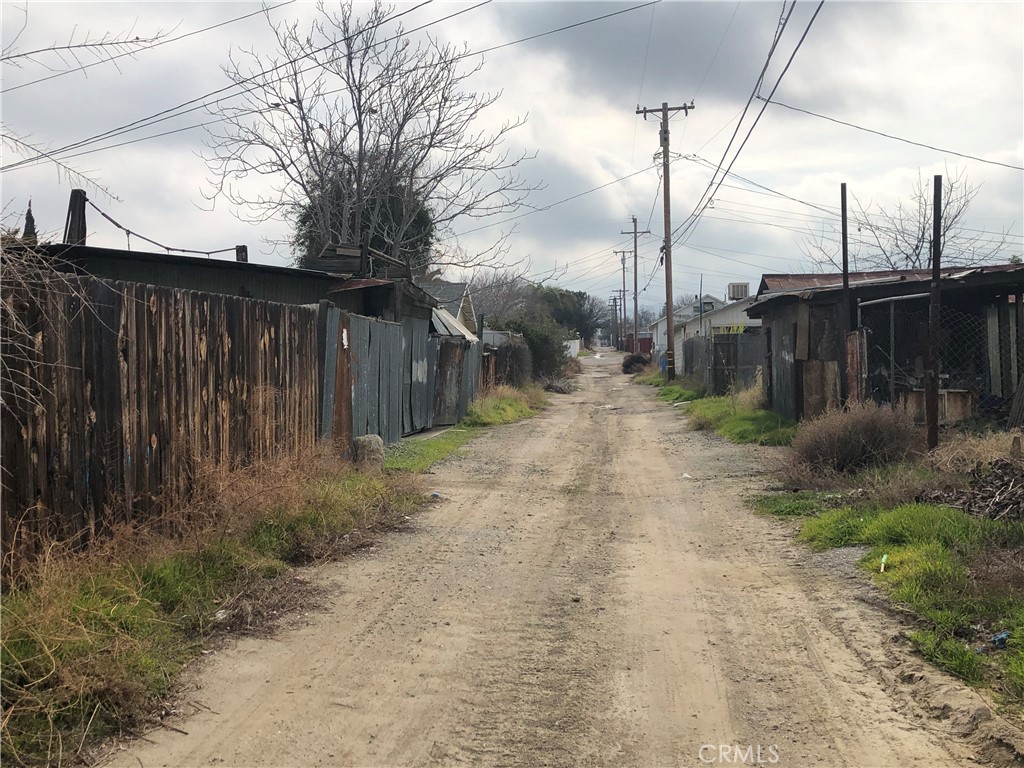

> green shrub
[792,402,923,474]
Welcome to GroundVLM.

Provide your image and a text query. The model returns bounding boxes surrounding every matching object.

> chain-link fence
[859,297,1019,422]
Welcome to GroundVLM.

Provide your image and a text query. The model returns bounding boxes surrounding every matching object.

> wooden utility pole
[622,216,650,355]
[610,296,620,349]
[839,183,850,403]
[926,174,943,450]
[636,100,695,380]
[614,250,631,350]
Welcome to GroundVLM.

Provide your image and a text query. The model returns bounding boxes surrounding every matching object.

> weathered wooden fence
[3,280,482,572]
[1,276,320,570]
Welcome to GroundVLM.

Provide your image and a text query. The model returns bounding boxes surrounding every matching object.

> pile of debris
[932,459,1024,521]
[542,377,579,394]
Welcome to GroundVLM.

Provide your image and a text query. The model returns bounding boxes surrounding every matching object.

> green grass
[1,469,423,766]
[685,396,796,446]
[634,369,667,386]
[463,394,535,427]
[385,386,545,473]
[783,501,1024,695]
[657,385,704,404]
[1,540,264,764]
[750,491,843,517]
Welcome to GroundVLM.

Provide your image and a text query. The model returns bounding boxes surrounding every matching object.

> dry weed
[927,430,1024,474]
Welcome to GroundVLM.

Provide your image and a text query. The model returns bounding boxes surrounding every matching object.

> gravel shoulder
[112,353,1023,768]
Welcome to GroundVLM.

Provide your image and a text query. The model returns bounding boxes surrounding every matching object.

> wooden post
[926,175,942,450]
[63,189,87,245]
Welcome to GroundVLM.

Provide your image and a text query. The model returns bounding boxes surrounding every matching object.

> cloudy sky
[3,0,1022,313]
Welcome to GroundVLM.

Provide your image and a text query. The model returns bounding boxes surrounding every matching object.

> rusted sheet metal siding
[433,339,465,426]
[1,275,320,573]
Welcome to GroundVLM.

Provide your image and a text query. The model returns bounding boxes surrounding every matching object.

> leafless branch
[202,0,538,275]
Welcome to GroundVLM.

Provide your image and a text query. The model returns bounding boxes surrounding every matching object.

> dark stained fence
[1,275,320,571]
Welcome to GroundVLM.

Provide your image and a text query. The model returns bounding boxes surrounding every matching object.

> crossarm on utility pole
[635,100,694,379]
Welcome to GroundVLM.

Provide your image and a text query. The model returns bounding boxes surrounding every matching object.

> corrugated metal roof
[431,307,478,341]
[758,264,1024,296]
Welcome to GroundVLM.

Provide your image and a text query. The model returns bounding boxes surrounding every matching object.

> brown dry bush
[791,401,923,475]
[927,429,1024,474]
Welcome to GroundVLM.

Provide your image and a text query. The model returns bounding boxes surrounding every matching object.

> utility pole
[622,216,650,355]
[926,174,943,450]
[606,296,614,348]
[614,250,631,350]
[636,100,695,380]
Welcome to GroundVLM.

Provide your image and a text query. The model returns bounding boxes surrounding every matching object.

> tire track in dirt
[112,353,1017,768]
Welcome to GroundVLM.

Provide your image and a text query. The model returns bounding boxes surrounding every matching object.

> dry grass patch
[1,448,424,767]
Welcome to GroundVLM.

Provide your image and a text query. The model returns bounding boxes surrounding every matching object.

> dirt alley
[115,353,1022,768]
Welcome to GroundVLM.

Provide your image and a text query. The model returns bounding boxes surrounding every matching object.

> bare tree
[802,168,1013,272]
[467,268,541,324]
[202,1,536,274]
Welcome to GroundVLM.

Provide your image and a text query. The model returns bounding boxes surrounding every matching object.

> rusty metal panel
[349,313,371,437]
[433,338,464,426]
[845,328,868,403]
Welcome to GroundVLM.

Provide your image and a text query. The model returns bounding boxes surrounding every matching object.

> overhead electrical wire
[1,0,440,170]
[3,0,660,172]
[757,97,1024,172]
[672,0,826,247]
[1,0,298,94]
[85,196,236,256]
[668,0,796,242]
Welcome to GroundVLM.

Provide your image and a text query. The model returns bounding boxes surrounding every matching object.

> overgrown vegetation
[792,402,922,474]
[1,452,423,766]
[756,415,1024,702]
[385,385,547,473]
[686,395,796,446]
[633,366,666,387]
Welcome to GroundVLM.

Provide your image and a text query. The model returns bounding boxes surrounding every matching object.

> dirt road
[115,353,1020,767]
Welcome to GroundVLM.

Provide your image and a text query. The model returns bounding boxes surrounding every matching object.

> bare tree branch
[202,0,538,276]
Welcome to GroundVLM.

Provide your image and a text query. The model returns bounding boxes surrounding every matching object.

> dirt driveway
[114,353,1021,767]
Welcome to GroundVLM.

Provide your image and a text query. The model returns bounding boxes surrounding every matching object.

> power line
[692,1,741,102]
[628,1,658,168]
[758,97,1024,172]
[669,0,795,244]
[449,165,657,240]
[4,0,660,173]
[85,196,236,256]
[673,1,825,246]
[1,1,298,95]
[1,0,440,171]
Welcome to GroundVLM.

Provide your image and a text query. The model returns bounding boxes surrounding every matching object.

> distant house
[676,296,761,340]
[676,293,727,322]
[649,294,729,363]
[746,265,1024,422]
[416,280,477,331]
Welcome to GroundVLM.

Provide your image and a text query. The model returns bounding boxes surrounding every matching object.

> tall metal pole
[637,100,694,380]
[926,175,943,450]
